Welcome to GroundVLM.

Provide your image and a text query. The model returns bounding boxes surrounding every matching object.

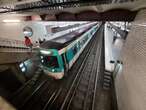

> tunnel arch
[43,9,137,21]
[76,10,101,21]
[101,9,137,21]
[56,12,76,21]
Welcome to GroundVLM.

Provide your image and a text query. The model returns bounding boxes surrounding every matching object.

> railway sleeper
[104,75,111,80]
[72,98,83,109]
[104,71,112,76]
[80,79,90,85]
[103,82,111,90]
[104,78,111,83]
[75,91,85,100]
[78,85,88,92]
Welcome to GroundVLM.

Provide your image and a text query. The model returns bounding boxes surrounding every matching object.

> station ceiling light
[2,19,21,23]
[134,23,146,27]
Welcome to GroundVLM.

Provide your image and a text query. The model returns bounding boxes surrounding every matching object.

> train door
[61,53,69,76]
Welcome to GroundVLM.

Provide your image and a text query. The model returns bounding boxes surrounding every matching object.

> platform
[104,23,124,72]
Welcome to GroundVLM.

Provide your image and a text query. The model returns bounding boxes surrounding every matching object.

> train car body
[39,22,100,79]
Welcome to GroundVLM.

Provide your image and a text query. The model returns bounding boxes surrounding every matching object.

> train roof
[40,23,97,50]
[40,31,81,50]
[40,41,64,49]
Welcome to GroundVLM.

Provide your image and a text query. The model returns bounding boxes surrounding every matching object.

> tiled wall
[115,9,146,110]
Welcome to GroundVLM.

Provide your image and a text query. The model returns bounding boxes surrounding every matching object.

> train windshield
[41,56,59,68]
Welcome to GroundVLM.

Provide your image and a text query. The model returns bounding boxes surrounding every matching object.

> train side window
[83,37,87,44]
[79,41,82,48]
[91,31,93,35]
[61,53,67,68]
[77,42,80,50]
[86,36,88,41]
[66,49,74,62]
[83,39,85,44]
[72,45,78,55]
[81,40,84,46]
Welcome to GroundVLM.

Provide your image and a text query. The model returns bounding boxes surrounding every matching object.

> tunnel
[0,0,145,110]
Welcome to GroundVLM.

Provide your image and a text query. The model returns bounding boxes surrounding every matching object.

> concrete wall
[0,22,25,41]
[0,22,47,42]
[115,9,146,110]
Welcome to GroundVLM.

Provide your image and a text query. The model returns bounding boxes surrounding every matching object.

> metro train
[39,22,100,79]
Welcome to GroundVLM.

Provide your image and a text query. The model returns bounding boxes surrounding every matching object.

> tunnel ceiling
[0,0,145,21]
[54,9,137,21]
[0,0,142,14]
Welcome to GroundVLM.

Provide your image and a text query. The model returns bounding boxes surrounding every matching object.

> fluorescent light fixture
[23,31,31,34]
[40,50,51,55]
[3,19,21,23]
[134,24,146,27]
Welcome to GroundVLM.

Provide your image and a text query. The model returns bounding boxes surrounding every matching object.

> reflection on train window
[77,43,80,50]
[42,56,59,68]
[82,36,87,44]
[80,40,83,46]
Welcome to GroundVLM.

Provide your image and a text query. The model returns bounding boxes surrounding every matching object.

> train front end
[39,49,64,79]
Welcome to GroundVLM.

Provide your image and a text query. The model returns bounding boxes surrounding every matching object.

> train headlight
[40,56,43,59]
[21,67,26,72]
[40,50,51,55]
[41,60,44,63]
[52,69,55,72]
[19,63,24,68]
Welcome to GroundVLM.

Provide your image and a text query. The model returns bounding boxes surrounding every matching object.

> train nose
[43,69,64,79]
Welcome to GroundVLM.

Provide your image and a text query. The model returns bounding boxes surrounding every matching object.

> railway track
[59,27,103,110]
[40,27,103,110]
[9,26,103,110]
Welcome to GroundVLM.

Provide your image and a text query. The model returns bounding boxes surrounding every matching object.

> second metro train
[39,22,101,79]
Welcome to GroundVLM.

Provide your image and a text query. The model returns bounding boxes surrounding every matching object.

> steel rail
[83,39,101,110]
[45,88,63,110]
[18,79,48,109]
[42,88,62,110]
[91,30,103,110]
[42,91,57,110]
[23,79,55,110]
[10,68,42,100]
